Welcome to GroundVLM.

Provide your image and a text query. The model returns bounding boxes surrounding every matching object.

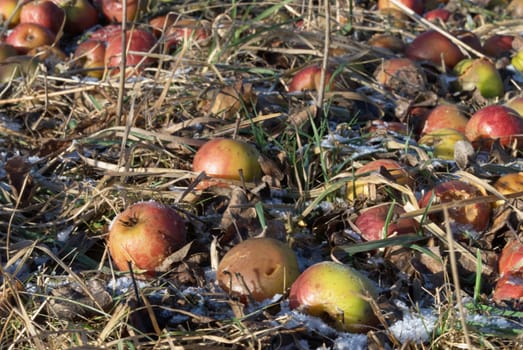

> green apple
[454,58,504,98]
[419,128,467,160]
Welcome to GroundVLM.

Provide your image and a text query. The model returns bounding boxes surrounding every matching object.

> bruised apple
[355,203,419,241]
[499,240,523,276]
[406,30,464,69]
[419,180,491,233]
[465,105,523,148]
[192,138,262,187]
[288,65,333,92]
[373,58,426,96]
[217,237,299,302]
[101,0,142,23]
[289,261,379,333]
[107,201,187,276]
[5,22,55,54]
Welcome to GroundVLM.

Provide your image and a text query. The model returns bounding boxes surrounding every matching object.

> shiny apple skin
[192,138,262,182]
[217,237,299,302]
[107,201,187,276]
[355,203,420,241]
[421,104,468,136]
[465,105,523,148]
[289,261,379,333]
[19,0,65,34]
[5,22,55,54]
[406,30,464,69]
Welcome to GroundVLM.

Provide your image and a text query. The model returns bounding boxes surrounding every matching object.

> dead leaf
[206,80,255,119]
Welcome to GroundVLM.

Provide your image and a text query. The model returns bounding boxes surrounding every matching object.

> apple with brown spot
[217,237,299,302]
[74,39,105,78]
[499,240,523,276]
[107,201,187,277]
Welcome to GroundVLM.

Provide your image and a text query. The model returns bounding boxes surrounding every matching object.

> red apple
[73,39,105,78]
[378,0,424,14]
[453,31,482,53]
[368,34,405,53]
[19,0,65,34]
[419,180,492,233]
[493,268,523,304]
[217,237,299,302]
[423,8,451,22]
[192,138,262,187]
[104,28,156,75]
[465,105,523,148]
[288,65,333,92]
[355,203,420,241]
[406,30,464,69]
[373,58,426,95]
[289,261,379,333]
[101,0,141,23]
[482,34,514,58]
[454,58,504,98]
[51,0,99,35]
[499,240,523,276]
[0,0,23,28]
[5,22,55,54]
[88,23,121,42]
[421,104,468,136]
[107,200,187,276]
[161,18,210,51]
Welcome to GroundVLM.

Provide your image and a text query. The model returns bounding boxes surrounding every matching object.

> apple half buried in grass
[289,261,379,333]
[107,201,187,276]
[217,237,299,302]
[288,65,333,92]
[418,128,468,160]
[355,203,420,241]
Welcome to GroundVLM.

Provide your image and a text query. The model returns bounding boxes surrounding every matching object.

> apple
[19,0,65,34]
[453,30,482,53]
[101,0,142,23]
[419,180,492,233]
[107,200,187,276]
[492,268,523,303]
[368,33,405,53]
[51,0,99,35]
[0,0,23,28]
[378,0,424,14]
[454,58,504,98]
[373,58,426,95]
[418,128,468,160]
[482,34,514,58]
[192,138,262,187]
[217,237,299,302]
[104,28,156,75]
[0,42,18,61]
[289,261,379,333]
[499,240,523,276]
[5,22,55,54]
[73,39,105,78]
[150,15,209,51]
[149,13,178,37]
[423,8,451,22]
[355,203,420,241]
[420,104,468,136]
[406,30,464,69]
[88,23,121,42]
[465,105,523,148]
[288,65,333,92]
[493,172,523,207]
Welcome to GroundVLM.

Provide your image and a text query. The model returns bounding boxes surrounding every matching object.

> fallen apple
[73,39,105,78]
[482,34,514,58]
[19,0,65,34]
[406,30,464,69]
[217,237,300,302]
[419,179,492,233]
[104,27,156,75]
[107,200,187,276]
[454,58,504,98]
[418,128,468,160]
[493,172,523,207]
[492,268,523,304]
[423,8,451,22]
[192,138,262,187]
[101,0,142,23]
[5,22,55,54]
[288,65,333,92]
[373,58,426,96]
[512,50,523,73]
[355,203,419,241]
[289,261,379,333]
[368,33,405,53]
[420,104,468,136]
[465,105,523,148]
[499,240,523,276]
[378,0,424,14]
[51,0,99,35]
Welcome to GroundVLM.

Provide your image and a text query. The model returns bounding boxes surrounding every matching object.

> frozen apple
[454,58,504,98]
[288,65,333,92]
[420,104,468,136]
[107,201,187,276]
[419,180,492,233]
[355,203,419,241]
[289,261,379,333]
[406,30,464,69]
[418,128,467,160]
[499,240,523,276]
[192,138,262,186]
[217,237,299,302]
[465,105,523,148]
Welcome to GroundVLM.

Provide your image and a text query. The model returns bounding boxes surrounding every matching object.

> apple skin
[288,65,333,92]
[493,268,523,304]
[421,104,468,136]
[454,58,504,98]
[512,50,523,73]
[150,15,209,51]
[51,0,99,35]
[499,240,523,276]
[73,39,105,78]
[482,34,514,58]
[0,0,23,28]
[192,138,262,184]
[101,0,141,23]
[465,105,523,148]
[419,180,492,233]
[355,203,420,241]
[406,30,464,69]
[107,201,187,276]
[377,0,424,14]
[5,22,55,54]
[217,238,299,302]
[423,8,451,22]
[19,0,65,34]
[418,128,467,160]
[289,261,379,333]
[104,28,156,75]
[368,34,405,53]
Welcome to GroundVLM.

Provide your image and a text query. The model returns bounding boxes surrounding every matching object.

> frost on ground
[389,308,438,343]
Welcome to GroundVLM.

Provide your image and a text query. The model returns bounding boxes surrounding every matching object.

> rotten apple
[465,105,523,148]
[482,34,514,58]
[19,0,65,34]
[217,237,299,302]
[406,30,464,69]
[355,203,420,241]
[101,0,141,23]
[288,65,333,92]
[493,268,523,304]
[494,172,523,207]
[373,57,426,96]
[107,200,187,276]
[499,240,523,276]
[5,22,55,54]
[289,261,379,333]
